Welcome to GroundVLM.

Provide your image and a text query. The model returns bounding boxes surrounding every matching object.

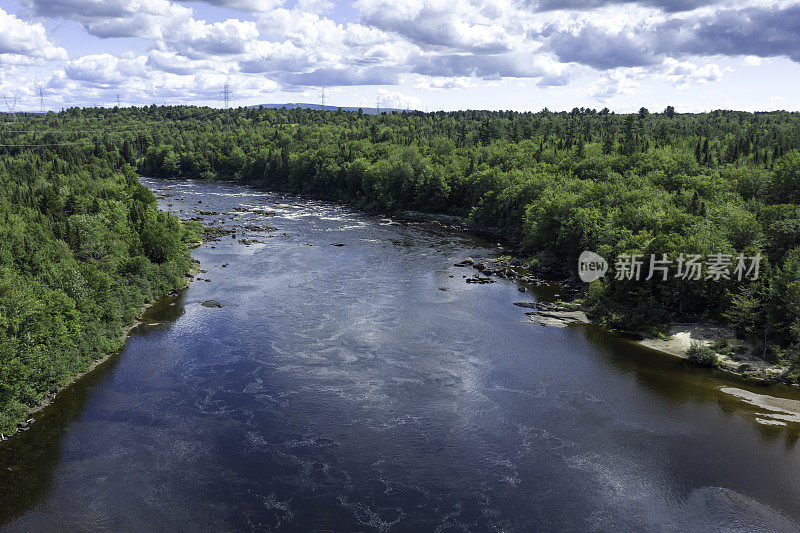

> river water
[2,178,800,531]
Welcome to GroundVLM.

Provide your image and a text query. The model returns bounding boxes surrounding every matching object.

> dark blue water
[2,178,800,531]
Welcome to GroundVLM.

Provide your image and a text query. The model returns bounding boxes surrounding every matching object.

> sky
[1,0,800,113]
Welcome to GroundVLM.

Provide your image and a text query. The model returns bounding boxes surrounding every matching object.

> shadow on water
[579,324,800,448]
[0,291,186,526]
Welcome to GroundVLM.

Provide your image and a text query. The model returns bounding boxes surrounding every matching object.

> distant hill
[248,103,412,115]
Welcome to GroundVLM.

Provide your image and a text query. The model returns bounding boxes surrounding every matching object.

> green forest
[0,128,197,433]
[2,105,800,431]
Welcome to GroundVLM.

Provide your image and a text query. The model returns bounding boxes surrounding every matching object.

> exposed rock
[243,224,278,232]
[526,309,589,327]
[234,207,276,215]
[201,227,235,242]
[331,243,346,247]
[201,300,223,308]
[466,276,495,284]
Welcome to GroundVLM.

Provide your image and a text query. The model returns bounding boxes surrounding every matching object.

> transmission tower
[219,82,232,109]
[320,88,325,108]
[116,94,121,107]
[375,94,380,115]
[36,85,45,113]
[2,93,20,122]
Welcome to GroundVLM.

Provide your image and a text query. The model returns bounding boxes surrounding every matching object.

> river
[2,178,800,531]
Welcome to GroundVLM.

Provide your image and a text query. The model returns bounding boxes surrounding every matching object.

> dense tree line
[0,141,195,433]
[2,104,800,388]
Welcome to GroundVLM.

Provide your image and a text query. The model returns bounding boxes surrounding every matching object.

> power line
[0,125,153,135]
[0,107,232,135]
[0,141,96,147]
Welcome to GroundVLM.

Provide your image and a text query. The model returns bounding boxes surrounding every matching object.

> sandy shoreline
[635,323,787,381]
[456,255,789,383]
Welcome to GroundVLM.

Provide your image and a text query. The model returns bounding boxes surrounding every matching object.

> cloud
[669,5,800,62]
[20,0,193,39]
[547,26,656,69]
[544,3,800,69]
[659,58,721,87]
[164,18,259,58]
[248,8,411,86]
[743,55,764,67]
[7,0,800,108]
[411,50,562,79]
[279,67,400,86]
[146,49,222,75]
[377,88,421,110]
[295,0,333,13]
[355,0,516,53]
[238,40,313,73]
[523,0,709,14]
[537,74,570,87]
[65,53,147,85]
[185,0,284,11]
[51,55,280,107]
[0,7,67,64]
[590,69,640,101]
[413,76,475,90]
[257,8,389,49]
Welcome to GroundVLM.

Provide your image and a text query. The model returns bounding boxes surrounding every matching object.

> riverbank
[636,323,789,382]
[0,259,202,443]
[453,255,790,384]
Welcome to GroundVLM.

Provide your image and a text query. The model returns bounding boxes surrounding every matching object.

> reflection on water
[0,293,185,524]
[582,325,800,448]
[1,178,800,531]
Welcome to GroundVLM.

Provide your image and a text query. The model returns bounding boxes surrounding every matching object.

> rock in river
[201,300,224,308]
